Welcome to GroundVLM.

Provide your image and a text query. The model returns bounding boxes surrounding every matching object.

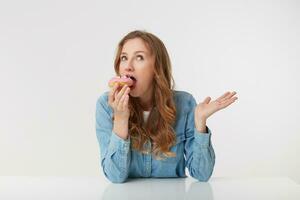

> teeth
[123,75,136,81]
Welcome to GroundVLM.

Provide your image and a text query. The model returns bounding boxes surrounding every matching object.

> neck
[140,99,153,111]
[139,87,153,111]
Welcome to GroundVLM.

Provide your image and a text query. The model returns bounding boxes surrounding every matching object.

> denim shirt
[95,90,215,183]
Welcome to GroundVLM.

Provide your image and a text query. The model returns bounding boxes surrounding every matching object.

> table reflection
[101,178,213,200]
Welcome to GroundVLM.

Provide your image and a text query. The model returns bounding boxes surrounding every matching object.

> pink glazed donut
[108,75,134,88]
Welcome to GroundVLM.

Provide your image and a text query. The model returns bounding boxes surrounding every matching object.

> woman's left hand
[195,91,238,130]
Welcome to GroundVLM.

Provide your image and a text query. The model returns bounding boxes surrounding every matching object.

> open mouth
[125,75,137,88]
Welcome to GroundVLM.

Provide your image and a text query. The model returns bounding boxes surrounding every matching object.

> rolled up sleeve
[95,94,131,183]
[184,94,216,182]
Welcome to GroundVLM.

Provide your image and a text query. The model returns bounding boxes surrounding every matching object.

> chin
[129,94,139,98]
[129,91,139,98]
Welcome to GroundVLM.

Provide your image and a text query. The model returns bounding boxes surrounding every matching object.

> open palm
[195,91,238,120]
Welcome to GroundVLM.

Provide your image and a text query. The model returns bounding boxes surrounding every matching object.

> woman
[95,30,238,183]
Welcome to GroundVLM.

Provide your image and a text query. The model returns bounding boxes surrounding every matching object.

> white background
[0,0,299,183]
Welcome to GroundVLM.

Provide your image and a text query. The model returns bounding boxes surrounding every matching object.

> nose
[124,60,134,71]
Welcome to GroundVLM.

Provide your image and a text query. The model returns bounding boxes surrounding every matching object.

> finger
[115,84,128,104]
[116,86,129,106]
[220,91,237,102]
[117,87,130,110]
[123,94,129,110]
[219,96,238,109]
[216,91,231,102]
[108,82,120,105]
[119,90,129,111]
[203,96,211,104]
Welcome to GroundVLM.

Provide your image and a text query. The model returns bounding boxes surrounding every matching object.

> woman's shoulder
[96,91,112,113]
[173,90,195,102]
[172,90,196,111]
[97,91,109,103]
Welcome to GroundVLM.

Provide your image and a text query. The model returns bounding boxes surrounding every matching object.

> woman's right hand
[108,83,131,121]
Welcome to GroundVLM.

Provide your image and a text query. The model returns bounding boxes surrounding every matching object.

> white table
[0,176,299,200]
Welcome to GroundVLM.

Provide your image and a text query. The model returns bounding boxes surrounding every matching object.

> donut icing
[108,75,134,87]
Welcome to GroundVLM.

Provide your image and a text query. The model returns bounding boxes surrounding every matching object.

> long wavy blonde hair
[114,30,177,160]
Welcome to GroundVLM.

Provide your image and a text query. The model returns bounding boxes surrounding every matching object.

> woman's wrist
[195,117,207,133]
[113,118,129,140]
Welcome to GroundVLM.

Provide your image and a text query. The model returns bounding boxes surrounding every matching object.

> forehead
[121,38,151,54]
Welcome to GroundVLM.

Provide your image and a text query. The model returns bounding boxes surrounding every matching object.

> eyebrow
[120,51,146,55]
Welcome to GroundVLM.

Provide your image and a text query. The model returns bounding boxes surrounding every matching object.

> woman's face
[119,38,155,99]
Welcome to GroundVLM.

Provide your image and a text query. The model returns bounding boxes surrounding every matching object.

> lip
[130,79,136,89]
[123,74,136,80]
[129,84,136,90]
[122,74,137,87]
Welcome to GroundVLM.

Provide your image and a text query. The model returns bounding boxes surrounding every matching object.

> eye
[120,55,127,61]
[136,55,144,61]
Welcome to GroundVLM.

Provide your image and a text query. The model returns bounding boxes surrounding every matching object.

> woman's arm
[95,94,131,183]
[195,118,207,133]
[184,94,216,182]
